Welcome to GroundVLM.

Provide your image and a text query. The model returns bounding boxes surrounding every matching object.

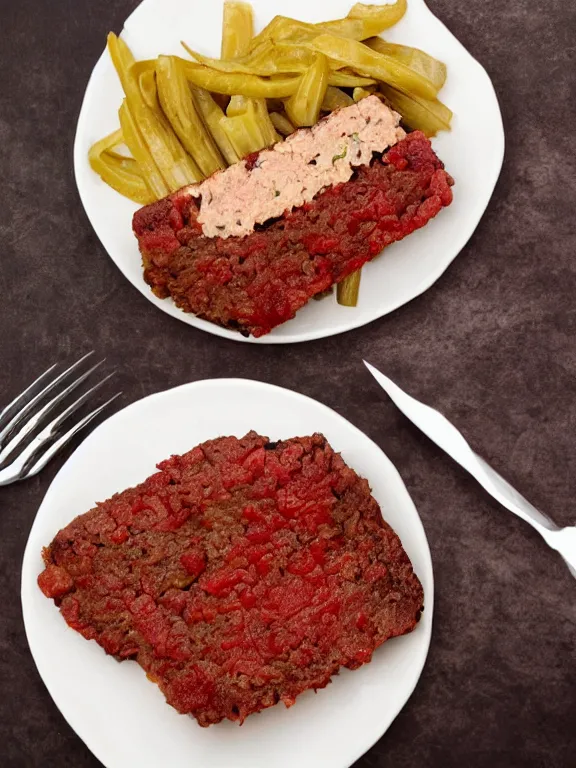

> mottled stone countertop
[1,0,575,765]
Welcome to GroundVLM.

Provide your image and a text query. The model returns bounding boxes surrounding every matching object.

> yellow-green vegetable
[137,69,158,109]
[180,61,301,98]
[88,129,155,204]
[337,270,362,306]
[220,99,276,157]
[353,85,377,101]
[249,1,407,48]
[118,100,170,199]
[323,0,407,39]
[107,33,200,191]
[380,83,452,136]
[253,98,280,144]
[181,40,316,76]
[365,36,447,92]
[156,55,226,176]
[221,1,254,59]
[226,94,249,116]
[309,33,438,100]
[191,88,240,164]
[91,0,453,222]
[327,69,377,88]
[247,42,316,74]
[321,86,355,112]
[130,59,157,79]
[248,16,318,49]
[269,111,295,135]
[285,53,329,127]
[227,96,279,144]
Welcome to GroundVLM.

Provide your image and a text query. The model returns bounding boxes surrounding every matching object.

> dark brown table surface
[2,0,576,765]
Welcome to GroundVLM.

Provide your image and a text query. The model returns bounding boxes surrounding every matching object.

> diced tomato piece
[37,565,74,598]
[180,550,206,577]
[167,665,215,713]
[201,568,246,596]
[109,525,129,545]
[287,549,316,576]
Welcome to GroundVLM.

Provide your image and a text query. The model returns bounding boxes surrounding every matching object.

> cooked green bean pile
[89,0,452,307]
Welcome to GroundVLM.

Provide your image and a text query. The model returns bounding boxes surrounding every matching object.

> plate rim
[72,0,505,345]
[21,376,434,768]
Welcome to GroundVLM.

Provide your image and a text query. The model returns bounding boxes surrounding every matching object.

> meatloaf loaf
[133,96,453,337]
[38,432,424,727]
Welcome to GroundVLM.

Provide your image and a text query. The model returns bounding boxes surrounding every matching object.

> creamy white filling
[186,96,405,239]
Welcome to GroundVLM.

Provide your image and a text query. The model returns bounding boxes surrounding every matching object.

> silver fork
[0,352,121,486]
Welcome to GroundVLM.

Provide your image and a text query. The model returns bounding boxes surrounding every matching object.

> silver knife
[364,361,576,579]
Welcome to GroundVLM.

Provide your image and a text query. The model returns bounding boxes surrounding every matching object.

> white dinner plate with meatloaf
[74,0,504,343]
[22,378,433,768]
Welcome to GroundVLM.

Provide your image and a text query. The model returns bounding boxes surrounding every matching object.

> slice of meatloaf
[133,123,453,337]
[38,432,424,727]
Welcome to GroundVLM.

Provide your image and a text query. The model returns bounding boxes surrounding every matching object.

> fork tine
[49,370,117,434]
[22,393,123,480]
[0,363,58,430]
[0,351,95,447]
[0,359,106,459]
[0,369,117,467]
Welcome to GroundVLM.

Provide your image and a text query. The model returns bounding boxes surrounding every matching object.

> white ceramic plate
[22,378,433,768]
[74,0,504,344]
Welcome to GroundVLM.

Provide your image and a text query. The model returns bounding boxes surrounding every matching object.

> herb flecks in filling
[332,147,348,164]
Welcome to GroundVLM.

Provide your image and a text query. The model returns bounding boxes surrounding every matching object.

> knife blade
[363,361,576,579]
[364,360,557,532]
